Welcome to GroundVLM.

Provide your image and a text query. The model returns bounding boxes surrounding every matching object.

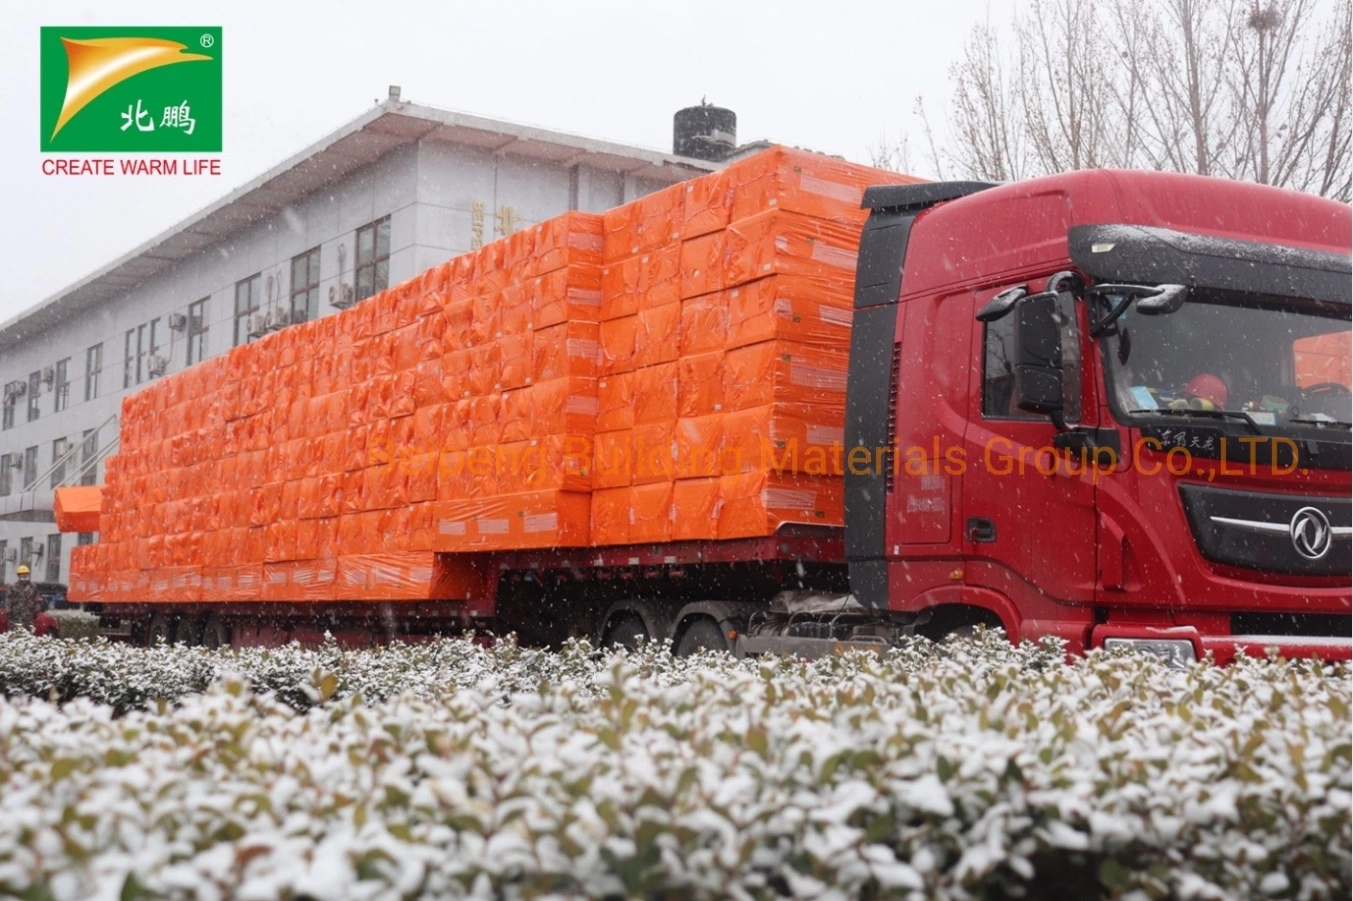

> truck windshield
[1098,290,1352,429]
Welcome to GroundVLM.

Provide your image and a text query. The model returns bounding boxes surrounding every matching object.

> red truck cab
[845,170,1352,663]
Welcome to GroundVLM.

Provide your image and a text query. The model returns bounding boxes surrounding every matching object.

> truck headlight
[1102,637,1196,669]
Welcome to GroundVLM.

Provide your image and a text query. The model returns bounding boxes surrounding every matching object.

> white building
[0,94,725,586]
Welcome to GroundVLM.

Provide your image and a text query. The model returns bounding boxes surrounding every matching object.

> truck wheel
[173,616,200,646]
[604,614,649,651]
[675,618,729,657]
[200,613,230,650]
[145,615,173,647]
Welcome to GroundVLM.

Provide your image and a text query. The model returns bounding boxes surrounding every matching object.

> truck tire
[173,616,200,646]
[603,614,649,651]
[675,618,729,657]
[146,614,173,647]
[200,613,230,650]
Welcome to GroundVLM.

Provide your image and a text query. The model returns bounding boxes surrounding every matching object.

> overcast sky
[0,0,1019,325]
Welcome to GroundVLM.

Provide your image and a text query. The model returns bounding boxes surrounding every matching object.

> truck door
[961,284,1098,632]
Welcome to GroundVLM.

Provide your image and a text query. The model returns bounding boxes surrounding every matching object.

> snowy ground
[0,632,1348,899]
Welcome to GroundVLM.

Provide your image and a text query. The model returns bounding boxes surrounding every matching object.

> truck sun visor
[1069,224,1352,306]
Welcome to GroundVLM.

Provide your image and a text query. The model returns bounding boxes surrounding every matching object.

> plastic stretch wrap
[71,147,905,603]
[54,486,102,533]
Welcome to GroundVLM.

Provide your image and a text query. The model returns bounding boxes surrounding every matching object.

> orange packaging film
[671,478,722,541]
[717,471,845,540]
[722,342,849,412]
[726,276,854,349]
[721,404,846,475]
[602,182,685,260]
[78,147,905,601]
[54,486,102,533]
[431,490,591,552]
[722,210,862,288]
[725,147,918,224]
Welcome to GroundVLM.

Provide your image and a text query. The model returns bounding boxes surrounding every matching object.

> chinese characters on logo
[120,100,196,135]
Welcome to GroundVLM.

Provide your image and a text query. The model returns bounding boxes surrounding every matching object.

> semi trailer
[57,149,1352,664]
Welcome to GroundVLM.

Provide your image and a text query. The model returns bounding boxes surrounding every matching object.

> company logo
[40,27,221,152]
[1290,506,1332,560]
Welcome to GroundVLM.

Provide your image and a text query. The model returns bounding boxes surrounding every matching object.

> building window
[85,343,102,401]
[80,429,98,486]
[0,455,10,496]
[77,532,94,546]
[140,318,162,381]
[291,247,321,323]
[45,534,61,582]
[124,320,163,387]
[234,273,262,346]
[19,537,31,568]
[1,395,13,430]
[46,534,62,582]
[355,216,391,302]
[50,438,67,489]
[124,329,135,389]
[27,372,40,422]
[0,541,6,576]
[187,297,210,365]
[22,446,37,490]
[53,358,70,413]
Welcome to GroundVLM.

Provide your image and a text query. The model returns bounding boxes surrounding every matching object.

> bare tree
[1230,0,1352,197]
[948,21,1030,180]
[886,0,1350,199]
[1017,0,1130,172]
[1137,0,1242,178]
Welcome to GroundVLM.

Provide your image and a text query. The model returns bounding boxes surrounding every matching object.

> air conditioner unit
[147,354,169,378]
[2,549,15,563]
[40,367,55,387]
[265,308,292,332]
[8,457,22,469]
[168,312,188,331]
[5,380,26,400]
[54,438,69,456]
[247,313,267,338]
[329,283,356,310]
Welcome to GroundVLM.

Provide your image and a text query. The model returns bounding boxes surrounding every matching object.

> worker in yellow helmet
[3,564,44,634]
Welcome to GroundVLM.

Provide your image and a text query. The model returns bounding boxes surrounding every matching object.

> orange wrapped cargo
[670,477,722,541]
[431,489,591,551]
[602,182,684,259]
[720,404,846,475]
[726,146,918,224]
[722,210,862,289]
[725,275,854,349]
[717,471,844,540]
[722,341,850,412]
[71,146,897,609]
[54,486,102,533]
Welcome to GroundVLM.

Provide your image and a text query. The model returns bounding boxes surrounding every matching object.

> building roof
[0,99,720,351]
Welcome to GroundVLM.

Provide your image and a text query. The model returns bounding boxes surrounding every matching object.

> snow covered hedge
[0,632,1348,899]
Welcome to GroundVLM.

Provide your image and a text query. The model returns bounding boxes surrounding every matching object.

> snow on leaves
[0,631,1347,899]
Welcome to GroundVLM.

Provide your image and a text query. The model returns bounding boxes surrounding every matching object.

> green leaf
[50,758,80,782]
[1099,857,1132,891]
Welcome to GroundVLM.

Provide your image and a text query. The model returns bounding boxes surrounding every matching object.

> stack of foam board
[69,147,916,604]
[590,148,914,545]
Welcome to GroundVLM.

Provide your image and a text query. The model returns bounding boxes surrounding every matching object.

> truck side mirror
[1012,292,1065,419]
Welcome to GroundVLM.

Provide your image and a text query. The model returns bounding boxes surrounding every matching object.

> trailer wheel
[603,614,649,651]
[145,614,173,647]
[173,616,201,646]
[200,613,230,650]
[675,618,729,657]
